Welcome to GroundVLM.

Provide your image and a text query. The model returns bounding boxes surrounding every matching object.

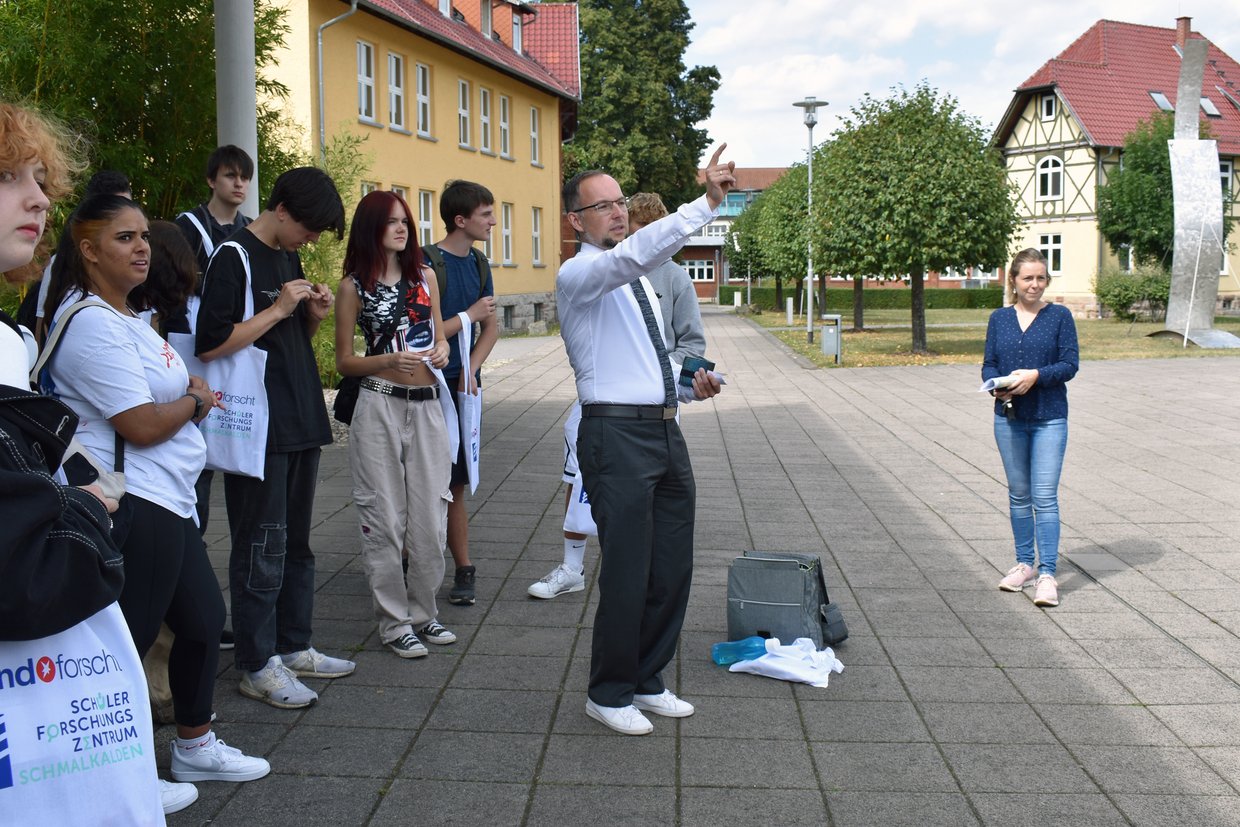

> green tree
[550,0,719,207]
[1096,111,1233,266]
[816,83,1018,353]
[0,0,299,218]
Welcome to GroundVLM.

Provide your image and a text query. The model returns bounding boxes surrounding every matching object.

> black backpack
[420,244,489,305]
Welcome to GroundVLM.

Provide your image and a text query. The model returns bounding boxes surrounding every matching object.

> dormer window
[480,1,492,36]
[512,12,523,53]
[1040,93,1056,121]
[438,0,450,16]
[1149,91,1174,112]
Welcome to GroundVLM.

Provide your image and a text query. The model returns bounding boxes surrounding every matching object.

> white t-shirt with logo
[49,292,206,519]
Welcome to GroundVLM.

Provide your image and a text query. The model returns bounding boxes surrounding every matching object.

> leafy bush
[1093,264,1170,321]
[719,286,1003,311]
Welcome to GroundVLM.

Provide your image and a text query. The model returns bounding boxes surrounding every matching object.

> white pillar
[215,0,260,217]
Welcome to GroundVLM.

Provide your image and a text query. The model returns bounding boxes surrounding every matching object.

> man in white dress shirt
[557,145,734,735]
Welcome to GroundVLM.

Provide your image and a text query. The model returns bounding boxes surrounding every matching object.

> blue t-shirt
[434,246,494,378]
[981,303,1079,421]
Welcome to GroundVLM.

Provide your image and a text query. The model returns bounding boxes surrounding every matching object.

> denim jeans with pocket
[224,447,320,672]
[993,416,1067,577]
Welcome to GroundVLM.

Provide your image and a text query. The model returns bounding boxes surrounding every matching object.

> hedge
[719,285,1004,311]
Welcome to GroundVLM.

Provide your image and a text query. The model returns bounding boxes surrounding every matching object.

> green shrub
[1094,264,1170,321]
[718,285,1003,311]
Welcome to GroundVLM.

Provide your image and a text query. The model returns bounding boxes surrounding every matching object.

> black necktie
[630,278,676,406]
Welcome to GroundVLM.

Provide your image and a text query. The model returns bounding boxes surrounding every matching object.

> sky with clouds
[681,1,1240,168]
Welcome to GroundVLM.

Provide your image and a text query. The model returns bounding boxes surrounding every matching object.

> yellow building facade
[269,0,579,330]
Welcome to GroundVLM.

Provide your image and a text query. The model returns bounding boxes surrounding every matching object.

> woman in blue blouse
[983,248,1079,607]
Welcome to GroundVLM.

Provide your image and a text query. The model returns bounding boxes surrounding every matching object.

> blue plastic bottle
[711,636,768,665]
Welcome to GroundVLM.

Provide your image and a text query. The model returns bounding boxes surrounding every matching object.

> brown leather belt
[361,378,439,401]
[581,403,676,420]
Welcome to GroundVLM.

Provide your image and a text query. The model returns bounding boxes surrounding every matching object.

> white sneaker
[585,699,653,735]
[528,564,586,599]
[633,689,695,718]
[170,734,271,783]
[240,656,318,709]
[159,778,198,814]
[280,647,356,678]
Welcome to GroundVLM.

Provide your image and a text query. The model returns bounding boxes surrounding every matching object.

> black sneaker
[220,628,235,650]
[386,633,428,659]
[449,565,476,605]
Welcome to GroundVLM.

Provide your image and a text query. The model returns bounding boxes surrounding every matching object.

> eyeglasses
[570,197,630,215]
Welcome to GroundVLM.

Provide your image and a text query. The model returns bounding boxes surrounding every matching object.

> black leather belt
[361,378,439,401]
[581,403,677,420]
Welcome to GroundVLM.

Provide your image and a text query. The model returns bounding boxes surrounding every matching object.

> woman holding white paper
[335,190,457,659]
[982,248,1079,607]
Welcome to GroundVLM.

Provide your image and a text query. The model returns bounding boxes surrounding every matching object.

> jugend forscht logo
[0,650,121,691]
[0,650,145,789]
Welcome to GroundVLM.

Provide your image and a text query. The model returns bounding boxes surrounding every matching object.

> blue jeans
[993,416,1067,577]
[224,447,321,672]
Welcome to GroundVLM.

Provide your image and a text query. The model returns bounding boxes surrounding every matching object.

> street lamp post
[793,96,825,344]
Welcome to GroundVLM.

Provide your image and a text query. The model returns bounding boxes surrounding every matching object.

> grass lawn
[746,309,1240,368]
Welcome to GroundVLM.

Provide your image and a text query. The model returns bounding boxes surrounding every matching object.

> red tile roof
[523,3,580,99]
[361,0,579,100]
[995,19,1240,155]
[695,166,786,191]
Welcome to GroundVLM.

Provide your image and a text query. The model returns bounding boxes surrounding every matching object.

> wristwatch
[185,392,205,422]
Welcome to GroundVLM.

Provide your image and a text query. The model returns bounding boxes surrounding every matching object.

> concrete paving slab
[169,310,1240,825]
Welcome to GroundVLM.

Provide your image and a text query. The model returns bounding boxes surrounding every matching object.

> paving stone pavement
[169,306,1240,826]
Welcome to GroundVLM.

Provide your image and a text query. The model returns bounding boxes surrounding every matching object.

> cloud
[683,0,1240,166]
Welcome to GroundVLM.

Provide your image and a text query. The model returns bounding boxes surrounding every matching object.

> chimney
[1176,16,1191,50]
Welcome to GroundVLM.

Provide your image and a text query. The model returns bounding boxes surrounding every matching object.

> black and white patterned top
[352,274,435,355]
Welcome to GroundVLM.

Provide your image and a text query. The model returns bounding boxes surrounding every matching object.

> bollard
[786,297,794,325]
[733,292,741,308]
[820,314,842,364]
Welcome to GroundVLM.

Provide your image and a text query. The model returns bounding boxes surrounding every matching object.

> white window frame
[512,12,523,52]
[387,52,406,130]
[480,1,492,36]
[501,202,514,264]
[416,63,431,137]
[458,79,472,147]
[685,260,715,282]
[531,206,543,264]
[438,0,451,16]
[479,88,492,153]
[499,95,511,157]
[482,228,494,263]
[1038,233,1063,275]
[418,190,435,248]
[1118,244,1134,273]
[357,41,376,122]
[529,106,540,165]
[1222,159,1233,198]
[1036,156,1063,201]
[390,184,408,201]
[1040,93,1056,121]
[361,181,379,197]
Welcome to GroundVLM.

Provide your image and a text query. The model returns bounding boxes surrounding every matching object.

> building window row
[360,186,545,268]
[357,41,538,160]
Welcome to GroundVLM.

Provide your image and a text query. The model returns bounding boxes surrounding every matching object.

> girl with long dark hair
[43,193,270,808]
[335,189,456,658]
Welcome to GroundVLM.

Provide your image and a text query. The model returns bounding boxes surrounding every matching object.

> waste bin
[820,314,841,364]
